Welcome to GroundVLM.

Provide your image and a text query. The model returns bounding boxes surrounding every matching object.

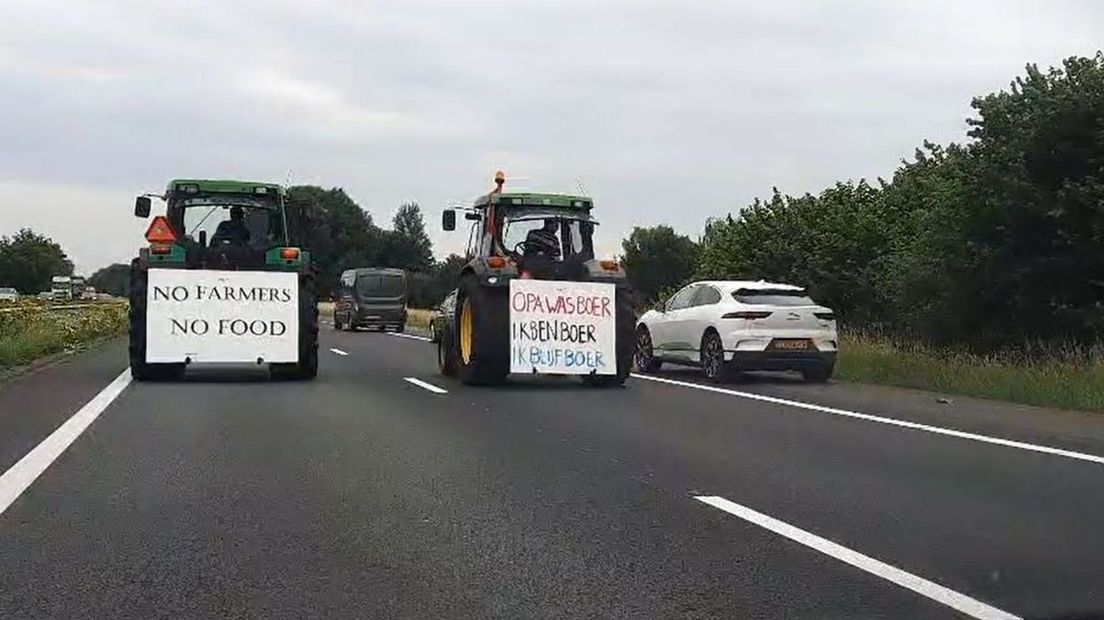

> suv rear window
[356,274,405,297]
[733,288,815,306]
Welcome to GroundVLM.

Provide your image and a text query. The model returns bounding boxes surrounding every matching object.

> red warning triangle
[145,215,178,243]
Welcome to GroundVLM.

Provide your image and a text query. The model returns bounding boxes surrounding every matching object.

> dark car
[429,289,457,343]
[334,268,408,332]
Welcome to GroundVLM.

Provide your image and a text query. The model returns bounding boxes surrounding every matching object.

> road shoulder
[654,368,1104,457]
[0,337,128,473]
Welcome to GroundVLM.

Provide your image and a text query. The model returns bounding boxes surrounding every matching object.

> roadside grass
[0,302,128,371]
[406,308,434,329]
[838,331,1104,413]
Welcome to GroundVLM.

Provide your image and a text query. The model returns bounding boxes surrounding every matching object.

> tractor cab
[490,195,597,280]
[134,179,304,270]
[442,176,620,282]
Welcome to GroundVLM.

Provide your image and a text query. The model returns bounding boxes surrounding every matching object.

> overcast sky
[1,0,1101,274]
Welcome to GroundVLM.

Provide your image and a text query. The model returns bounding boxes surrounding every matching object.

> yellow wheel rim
[460,298,474,364]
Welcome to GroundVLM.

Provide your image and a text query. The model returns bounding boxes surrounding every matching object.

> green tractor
[129,179,318,381]
[437,172,634,387]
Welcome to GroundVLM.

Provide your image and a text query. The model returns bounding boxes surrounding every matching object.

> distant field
[838,332,1104,414]
[0,301,128,372]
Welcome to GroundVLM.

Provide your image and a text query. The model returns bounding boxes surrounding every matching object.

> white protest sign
[146,269,299,363]
[509,279,616,375]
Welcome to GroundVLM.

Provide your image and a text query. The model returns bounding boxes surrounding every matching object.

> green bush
[694,54,1104,351]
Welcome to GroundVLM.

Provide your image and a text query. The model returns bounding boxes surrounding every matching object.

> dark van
[333,268,408,332]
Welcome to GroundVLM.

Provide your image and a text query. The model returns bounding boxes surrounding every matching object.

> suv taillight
[722,311,772,319]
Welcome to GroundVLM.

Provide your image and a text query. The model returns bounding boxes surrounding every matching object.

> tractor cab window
[356,273,405,299]
[499,210,595,261]
[504,219,562,258]
[176,198,284,250]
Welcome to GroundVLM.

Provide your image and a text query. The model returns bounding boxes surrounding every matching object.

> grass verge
[838,331,1104,413]
[406,308,434,329]
[0,302,128,371]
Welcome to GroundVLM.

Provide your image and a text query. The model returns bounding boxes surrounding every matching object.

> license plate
[769,339,812,351]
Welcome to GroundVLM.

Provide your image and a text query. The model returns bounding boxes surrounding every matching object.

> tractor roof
[473,192,592,210]
[166,179,286,197]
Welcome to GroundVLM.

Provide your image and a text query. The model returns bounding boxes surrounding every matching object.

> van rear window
[733,289,815,306]
[357,274,405,297]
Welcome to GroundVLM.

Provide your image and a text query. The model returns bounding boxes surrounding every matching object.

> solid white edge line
[633,374,1104,466]
[379,335,1097,467]
[403,377,448,394]
[329,348,349,356]
[0,369,133,517]
[695,496,1020,620]
[390,332,431,342]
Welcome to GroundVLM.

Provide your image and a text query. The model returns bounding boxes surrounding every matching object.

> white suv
[635,280,838,382]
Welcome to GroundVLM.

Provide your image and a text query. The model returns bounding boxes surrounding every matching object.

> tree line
[0,229,74,294]
[283,186,460,306]
[12,52,1104,353]
[623,53,1104,351]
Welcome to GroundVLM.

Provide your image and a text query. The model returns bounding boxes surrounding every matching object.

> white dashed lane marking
[696,496,1020,620]
[403,377,448,394]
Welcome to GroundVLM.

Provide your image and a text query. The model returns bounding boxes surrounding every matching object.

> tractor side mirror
[134,196,151,218]
[442,209,456,231]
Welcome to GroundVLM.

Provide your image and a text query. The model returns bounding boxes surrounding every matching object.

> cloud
[0,0,1101,273]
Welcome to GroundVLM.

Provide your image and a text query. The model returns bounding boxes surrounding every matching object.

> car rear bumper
[725,350,836,371]
[354,308,406,324]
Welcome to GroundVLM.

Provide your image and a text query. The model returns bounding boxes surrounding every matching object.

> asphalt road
[2,327,1103,619]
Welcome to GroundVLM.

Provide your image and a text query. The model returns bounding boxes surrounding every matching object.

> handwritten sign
[509,279,616,375]
[146,268,299,363]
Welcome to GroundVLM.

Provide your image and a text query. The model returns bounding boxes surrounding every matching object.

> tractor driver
[211,205,251,247]
[524,219,561,259]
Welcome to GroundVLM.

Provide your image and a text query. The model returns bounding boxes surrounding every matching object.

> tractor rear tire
[128,261,185,382]
[456,275,509,385]
[271,271,319,381]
